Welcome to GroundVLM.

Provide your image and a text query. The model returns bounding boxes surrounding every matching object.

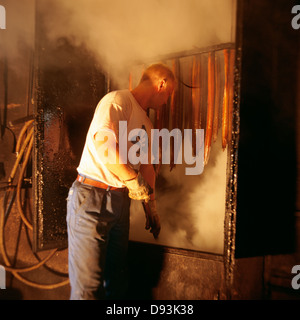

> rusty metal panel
[127,242,225,300]
[33,8,107,251]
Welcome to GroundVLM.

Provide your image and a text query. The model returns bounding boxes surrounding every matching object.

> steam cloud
[0,0,35,68]
[0,0,35,109]
[130,136,227,254]
[41,0,236,87]
[2,0,236,254]
[38,0,235,253]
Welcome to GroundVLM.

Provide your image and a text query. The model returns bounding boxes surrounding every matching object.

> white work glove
[124,172,153,202]
[142,199,161,239]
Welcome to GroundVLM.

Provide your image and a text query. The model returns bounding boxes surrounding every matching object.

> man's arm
[139,163,156,201]
[140,163,161,239]
[94,131,152,201]
[94,131,138,182]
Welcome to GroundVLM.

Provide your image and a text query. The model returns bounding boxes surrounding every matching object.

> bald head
[131,63,175,111]
[140,63,175,87]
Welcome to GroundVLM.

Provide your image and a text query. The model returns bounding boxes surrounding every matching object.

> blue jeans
[66,180,130,300]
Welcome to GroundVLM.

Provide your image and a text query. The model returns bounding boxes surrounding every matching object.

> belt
[76,174,127,193]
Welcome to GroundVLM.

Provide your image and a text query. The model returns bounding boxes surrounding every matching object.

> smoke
[38,0,235,254]
[0,0,235,254]
[40,0,236,87]
[0,0,35,66]
[0,0,35,107]
[130,136,227,254]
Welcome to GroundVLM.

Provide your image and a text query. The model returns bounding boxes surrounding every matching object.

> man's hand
[124,172,153,202]
[142,199,161,239]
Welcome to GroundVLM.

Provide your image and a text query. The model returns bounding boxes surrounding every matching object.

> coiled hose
[0,120,69,289]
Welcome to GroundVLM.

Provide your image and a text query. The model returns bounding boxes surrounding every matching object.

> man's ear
[158,79,166,91]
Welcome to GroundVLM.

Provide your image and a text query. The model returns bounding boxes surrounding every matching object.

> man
[66,63,175,300]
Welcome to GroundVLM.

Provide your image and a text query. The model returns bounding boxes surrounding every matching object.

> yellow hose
[16,134,33,230]
[8,127,34,184]
[15,119,34,155]
[0,120,69,290]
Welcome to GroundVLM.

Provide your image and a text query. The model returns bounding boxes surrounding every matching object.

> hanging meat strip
[199,55,207,132]
[169,59,180,171]
[212,52,220,143]
[204,52,215,165]
[192,55,201,156]
[162,94,170,130]
[222,49,229,150]
[153,108,162,175]
[227,49,235,145]
[185,59,193,131]
[155,109,162,130]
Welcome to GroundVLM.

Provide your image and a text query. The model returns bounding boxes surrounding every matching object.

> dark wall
[235,0,299,257]
[33,11,107,251]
